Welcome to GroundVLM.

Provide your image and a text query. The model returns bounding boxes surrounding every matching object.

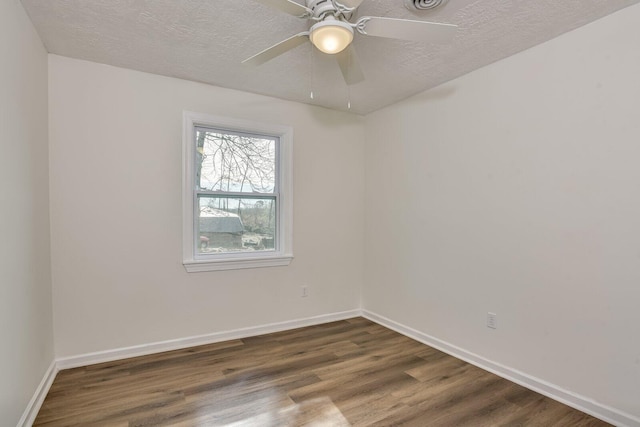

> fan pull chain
[347,50,352,110]
[310,46,316,100]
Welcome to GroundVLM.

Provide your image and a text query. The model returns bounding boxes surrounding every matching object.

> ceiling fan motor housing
[404,0,449,10]
[307,0,338,18]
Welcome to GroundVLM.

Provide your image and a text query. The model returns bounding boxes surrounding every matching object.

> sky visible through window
[195,128,277,253]
[198,130,276,194]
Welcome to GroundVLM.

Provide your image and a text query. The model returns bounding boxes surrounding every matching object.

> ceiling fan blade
[336,45,365,85]
[252,0,311,17]
[356,16,457,43]
[243,32,309,67]
[336,0,365,9]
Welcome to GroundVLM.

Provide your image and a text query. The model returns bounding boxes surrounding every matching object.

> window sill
[183,254,293,272]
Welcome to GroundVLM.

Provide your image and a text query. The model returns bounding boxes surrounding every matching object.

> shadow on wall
[401,84,458,108]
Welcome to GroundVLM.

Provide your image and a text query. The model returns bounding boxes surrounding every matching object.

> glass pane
[197,196,277,254]
[196,128,276,193]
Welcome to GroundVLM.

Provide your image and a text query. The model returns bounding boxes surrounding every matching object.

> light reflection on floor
[187,395,350,426]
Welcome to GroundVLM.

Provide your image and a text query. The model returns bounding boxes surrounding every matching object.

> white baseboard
[362,310,640,427]
[56,309,361,370]
[17,359,58,427]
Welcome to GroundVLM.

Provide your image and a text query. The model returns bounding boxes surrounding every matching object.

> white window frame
[182,111,293,272]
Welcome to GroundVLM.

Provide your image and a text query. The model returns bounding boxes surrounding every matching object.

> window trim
[182,111,293,272]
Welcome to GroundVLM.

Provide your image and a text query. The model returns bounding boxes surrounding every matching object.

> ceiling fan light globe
[310,21,354,54]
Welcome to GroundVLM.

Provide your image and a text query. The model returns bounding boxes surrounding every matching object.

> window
[182,112,293,272]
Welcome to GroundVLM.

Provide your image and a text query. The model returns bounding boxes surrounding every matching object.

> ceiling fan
[243,0,457,85]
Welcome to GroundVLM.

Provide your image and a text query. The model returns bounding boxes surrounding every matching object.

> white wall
[0,0,53,424]
[364,3,640,420]
[49,55,365,358]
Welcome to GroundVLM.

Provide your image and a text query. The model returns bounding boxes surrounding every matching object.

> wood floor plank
[34,318,610,426]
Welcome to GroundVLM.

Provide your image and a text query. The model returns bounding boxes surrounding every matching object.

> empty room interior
[2,0,640,425]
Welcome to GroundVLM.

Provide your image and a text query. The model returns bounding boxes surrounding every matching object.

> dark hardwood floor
[34,318,609,426]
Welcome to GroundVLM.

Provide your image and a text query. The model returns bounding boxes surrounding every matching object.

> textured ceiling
[21,0,639,114]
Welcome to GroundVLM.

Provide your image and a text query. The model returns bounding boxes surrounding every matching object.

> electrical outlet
[301,286,308,298]
[487,312,497,329]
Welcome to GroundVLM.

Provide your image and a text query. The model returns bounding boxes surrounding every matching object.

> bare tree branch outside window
[195,129,277,253]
